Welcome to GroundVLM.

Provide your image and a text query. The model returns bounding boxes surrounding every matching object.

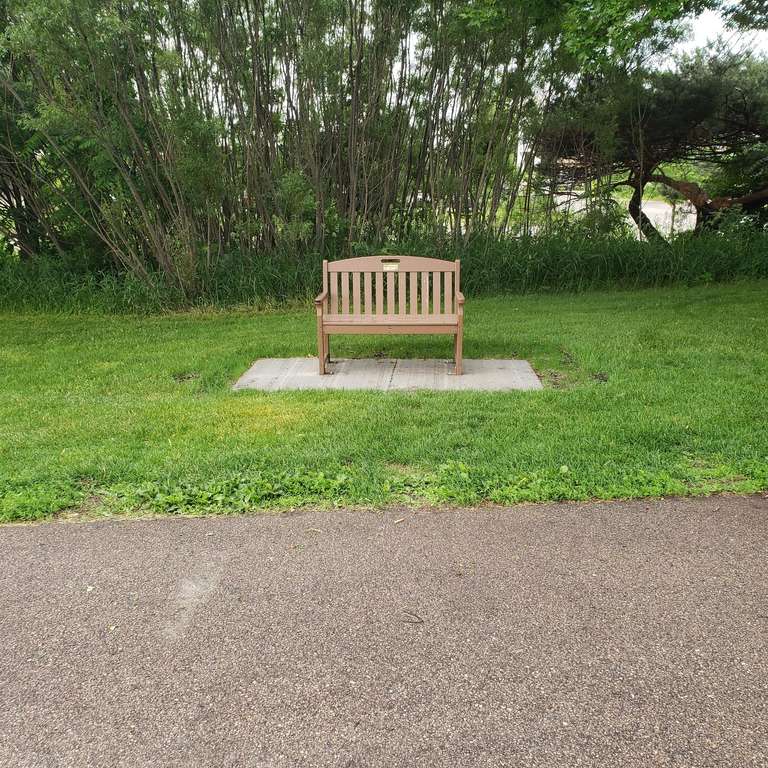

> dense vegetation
[2,229,767,312]
[0,0,766,304]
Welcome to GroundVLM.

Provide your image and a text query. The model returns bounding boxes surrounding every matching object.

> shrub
[1,230,766,313]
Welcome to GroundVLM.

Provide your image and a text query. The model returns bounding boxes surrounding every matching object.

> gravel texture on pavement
[1,495,766,767]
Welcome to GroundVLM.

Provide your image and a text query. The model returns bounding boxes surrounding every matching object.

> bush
[1,230,766,313]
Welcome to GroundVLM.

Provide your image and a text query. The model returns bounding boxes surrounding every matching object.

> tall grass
[1,231,766,313]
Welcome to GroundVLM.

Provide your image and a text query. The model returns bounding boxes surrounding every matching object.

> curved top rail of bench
[326,254,459,272]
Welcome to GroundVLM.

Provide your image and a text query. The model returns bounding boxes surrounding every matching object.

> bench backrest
[323,255,460,318]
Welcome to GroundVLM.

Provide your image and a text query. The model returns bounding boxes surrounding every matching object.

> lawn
[2,281,767,522]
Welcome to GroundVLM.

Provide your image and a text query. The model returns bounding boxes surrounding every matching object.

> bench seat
[325,313,458,323]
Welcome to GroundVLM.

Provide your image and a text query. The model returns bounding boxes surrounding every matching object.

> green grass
[2,281,767,522]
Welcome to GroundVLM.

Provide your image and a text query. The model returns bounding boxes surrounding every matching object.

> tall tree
[540,51,768,238]
[0,0,732,283]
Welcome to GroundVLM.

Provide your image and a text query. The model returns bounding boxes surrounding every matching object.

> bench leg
[317,318,327,375]
[454,331,463,375]
[318,344,327,375]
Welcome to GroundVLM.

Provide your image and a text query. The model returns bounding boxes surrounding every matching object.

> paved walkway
[1,495,766,767]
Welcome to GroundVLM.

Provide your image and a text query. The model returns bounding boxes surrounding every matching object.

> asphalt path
[1,495,766,767]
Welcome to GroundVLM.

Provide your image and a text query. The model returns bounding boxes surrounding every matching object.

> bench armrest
[456,291,465,305]
[314,290,328,306]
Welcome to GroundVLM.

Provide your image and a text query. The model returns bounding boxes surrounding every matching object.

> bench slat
[341,271,349,315]
[322,324,456,335]
[421,271,429,315]
[364,272,372,315]
[325,314,458,323]
[398,272,406,315]
[433,270,441,314]
[352,272,361,315]
[375,271,383,315]
[445,271,452,314]
[329,271,338,314]
[386,271,395,314]
[409,272,418,317]
[327,255,458,272]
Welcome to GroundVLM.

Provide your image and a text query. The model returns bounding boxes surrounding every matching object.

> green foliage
[561,0,709,67]
[724,0,768,29]
[708,143,768,209]
[2,0,748,294]
[551,197,634,238]
[1,281,767,521]
[273,172,317,245]
[1,230,766,312]
[546,51,767,177]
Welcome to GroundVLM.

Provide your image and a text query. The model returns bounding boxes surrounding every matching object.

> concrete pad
[233,357,542,391]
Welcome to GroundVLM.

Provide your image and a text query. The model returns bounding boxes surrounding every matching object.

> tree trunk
[628,181,665,243]
[647,172,768,230]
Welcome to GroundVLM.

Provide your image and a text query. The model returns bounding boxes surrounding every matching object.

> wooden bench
[315,255,464,375]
